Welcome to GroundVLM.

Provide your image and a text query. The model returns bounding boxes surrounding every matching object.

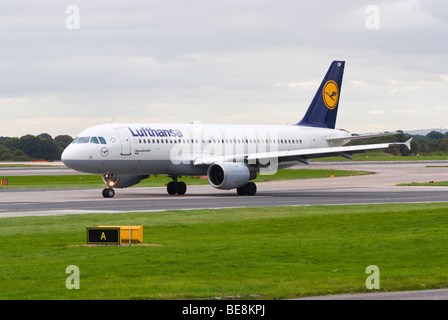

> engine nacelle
[207,162,256,190]
[102,173,149,189]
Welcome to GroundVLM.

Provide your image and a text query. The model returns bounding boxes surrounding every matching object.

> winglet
[404,137,413,150]
[390,138,413,150]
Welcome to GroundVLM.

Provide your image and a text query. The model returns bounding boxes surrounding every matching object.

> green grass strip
[1,202,448,299]
[398,181,448,186]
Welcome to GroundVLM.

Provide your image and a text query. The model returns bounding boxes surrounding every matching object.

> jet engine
[207,162,256,190]
[102,173,149,189]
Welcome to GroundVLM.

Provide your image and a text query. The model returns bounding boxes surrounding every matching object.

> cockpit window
[72,136,107,144]
[90,137,99,144]
[77,137,90,144]
[98,137,107,144]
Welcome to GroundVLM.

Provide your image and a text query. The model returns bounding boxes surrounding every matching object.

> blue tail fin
[297,61,345,129]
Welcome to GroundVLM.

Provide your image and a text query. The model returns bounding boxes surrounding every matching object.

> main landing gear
[236,182,257,196]
[102,177,256,197]
[167,175,187,195]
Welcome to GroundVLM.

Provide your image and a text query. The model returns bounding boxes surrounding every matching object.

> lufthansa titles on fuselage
[128,127,183,138]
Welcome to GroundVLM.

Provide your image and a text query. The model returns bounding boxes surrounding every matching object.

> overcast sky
[0,0,447,137]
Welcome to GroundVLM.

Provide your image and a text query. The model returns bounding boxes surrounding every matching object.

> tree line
[0,130,447,162]
[348,130,448,156]
[0,134,73,161]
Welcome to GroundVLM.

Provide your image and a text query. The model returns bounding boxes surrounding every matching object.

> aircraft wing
[326,131,400,143]
[193,138,412,166]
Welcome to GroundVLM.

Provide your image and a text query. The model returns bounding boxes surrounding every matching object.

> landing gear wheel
[166,181,187,195]
[236,182,257,196]
[244,182,257,196]
[102,188,115,198]
[167,182,176,195]
[177,181,187,195]
[237,186,246,195]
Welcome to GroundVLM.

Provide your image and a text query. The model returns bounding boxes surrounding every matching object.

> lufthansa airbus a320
[61,61,411,197]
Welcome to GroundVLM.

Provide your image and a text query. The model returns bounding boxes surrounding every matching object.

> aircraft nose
[61,145,76,168]
[61,145,87,172]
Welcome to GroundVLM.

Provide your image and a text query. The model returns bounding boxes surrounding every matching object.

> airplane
[61,61,412,198]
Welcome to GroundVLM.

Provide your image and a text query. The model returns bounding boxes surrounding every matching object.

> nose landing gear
[102,188,115,198]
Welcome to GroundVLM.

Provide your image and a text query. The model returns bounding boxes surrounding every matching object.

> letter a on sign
[100,232,106,240]
[365,265,380,289]
[66,265,80,290]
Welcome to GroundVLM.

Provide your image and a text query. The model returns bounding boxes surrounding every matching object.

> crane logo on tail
[323,80,339,110]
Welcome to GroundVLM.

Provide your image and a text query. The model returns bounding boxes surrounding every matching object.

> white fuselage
[61,123,351,176]
[60,61,406,197]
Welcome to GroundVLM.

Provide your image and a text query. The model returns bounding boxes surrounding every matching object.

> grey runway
[1,189,448,218]
[294,288,448,300]
[0,160,447,218]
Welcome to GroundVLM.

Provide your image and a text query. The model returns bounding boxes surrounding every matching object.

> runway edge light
[99,226,144,245]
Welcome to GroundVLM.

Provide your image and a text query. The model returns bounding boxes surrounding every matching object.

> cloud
[275,82,319,89]
[369,110,385,115]
[434,104,448,111]
[0,0,447,136]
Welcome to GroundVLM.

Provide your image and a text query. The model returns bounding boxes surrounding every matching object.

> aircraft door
[115,127,132,156]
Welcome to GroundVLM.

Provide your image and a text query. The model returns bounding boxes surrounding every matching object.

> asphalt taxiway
[295,288,448,300]
[0,160,447,218]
